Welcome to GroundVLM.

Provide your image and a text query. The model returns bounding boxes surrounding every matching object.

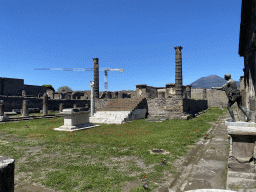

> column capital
[92,58,99,63]
[174,46,183,51]
[90,81,94,87]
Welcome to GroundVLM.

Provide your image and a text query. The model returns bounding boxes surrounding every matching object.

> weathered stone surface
[0,156,14,192]
[43,93,48,116]
[90,81,95,116]
[227,126,256,164]
[54,108,99,132]
[22,100,28,117]
[0,100,4,116]
[59,103,64,112]
[0,116,9,122]
[174,46,183,99]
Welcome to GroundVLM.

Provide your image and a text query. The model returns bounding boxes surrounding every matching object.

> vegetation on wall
[42,84,55,92]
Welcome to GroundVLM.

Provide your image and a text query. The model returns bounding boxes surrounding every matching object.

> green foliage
[57,86,73,92]
[42,85,55,92]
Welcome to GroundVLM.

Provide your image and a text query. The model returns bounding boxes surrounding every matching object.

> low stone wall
[183,98,208,115]
[191,88,238,108]
[0,96,90,112]
[94,99,112,112]
[146,98,184,118]
[146,98,208,119]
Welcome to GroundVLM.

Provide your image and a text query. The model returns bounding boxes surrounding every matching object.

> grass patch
[0,107,226,191]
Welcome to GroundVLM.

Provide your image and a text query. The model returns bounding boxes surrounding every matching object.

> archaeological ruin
[0,45,238,122]
[238,0,256,120]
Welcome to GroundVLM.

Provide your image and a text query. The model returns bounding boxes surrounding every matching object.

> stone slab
[0,116,9,122]
[4,112,17,116]
[225,120,256,127]
[227,126,256,135]
[54,124,100,132]
[185,190,236,192]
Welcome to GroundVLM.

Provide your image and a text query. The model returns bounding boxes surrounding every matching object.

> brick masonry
[191,88,238,108]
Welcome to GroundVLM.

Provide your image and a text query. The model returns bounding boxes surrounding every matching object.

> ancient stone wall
[24,85,48,97]
[94,99,112,112]
[146,98,207,119]
[0,77,24,96]
[191,88,238,107]
[0,96,90,112]
[183,98,208,115]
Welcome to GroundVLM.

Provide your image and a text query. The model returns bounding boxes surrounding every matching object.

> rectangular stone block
[0,156,14,192]
[228,126,256,163]
[54,108,99,132]
[249,97,256,111]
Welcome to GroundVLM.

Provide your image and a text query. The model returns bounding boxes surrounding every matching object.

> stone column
[0,100,4,116]
[22,90,26,97]
[174,46,183,99]
[93,58,99,99]
[90,81,95,116]
[203,88,207,100]
[59,103,64,112]
[22,100,28,117]
[43,93,48,116]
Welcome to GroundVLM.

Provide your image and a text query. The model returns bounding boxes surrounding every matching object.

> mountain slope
[190,75,240,89]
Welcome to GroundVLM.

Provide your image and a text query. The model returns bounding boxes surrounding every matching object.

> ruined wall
[94,99,112,112]
[146,98,183,118]
[191,88,238,107]
[146,98,207,119]
[0,96,90,112]
[24,85,48,97]
[0,77,24,96]
[183,98,208,115]
[191,88,204,100]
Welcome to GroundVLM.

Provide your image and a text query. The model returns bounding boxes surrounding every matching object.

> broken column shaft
[174,46,183,99]
[93,58,99,99]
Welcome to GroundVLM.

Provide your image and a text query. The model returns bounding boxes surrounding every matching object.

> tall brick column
[93,58,99,99]
[174,46,183,99]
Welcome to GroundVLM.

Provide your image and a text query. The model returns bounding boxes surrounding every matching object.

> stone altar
[54,108,99,132]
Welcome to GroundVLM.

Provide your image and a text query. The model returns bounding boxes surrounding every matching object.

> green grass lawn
[0,107,226,192]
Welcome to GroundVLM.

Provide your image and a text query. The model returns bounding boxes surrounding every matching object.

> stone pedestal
[0,100,9,122]
[226,120,256,172]
[22,100,29,117]
[54,108,99,132]
[0,156,14,192]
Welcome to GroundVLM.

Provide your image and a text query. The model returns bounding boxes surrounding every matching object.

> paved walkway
[168,111,256,192]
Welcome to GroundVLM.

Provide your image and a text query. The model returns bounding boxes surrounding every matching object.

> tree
[57,86,73,92]
[42,84,55,92]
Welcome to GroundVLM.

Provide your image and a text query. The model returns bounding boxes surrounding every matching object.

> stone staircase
[89,97,148,124]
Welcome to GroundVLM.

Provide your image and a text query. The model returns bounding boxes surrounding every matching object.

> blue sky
[1,0,243,92]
